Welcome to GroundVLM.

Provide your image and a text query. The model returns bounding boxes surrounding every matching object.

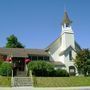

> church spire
[62,11,72,27]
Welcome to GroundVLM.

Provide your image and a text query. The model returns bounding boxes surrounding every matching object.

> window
[28,55,37,61]
[43,56,49,61]
[38,56,43,60]
[69,51,72,60]
[32,56,37,60]
[69,66,76,76]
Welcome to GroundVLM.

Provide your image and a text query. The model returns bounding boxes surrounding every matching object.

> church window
[69,66,76,76]
[69,51,72,60]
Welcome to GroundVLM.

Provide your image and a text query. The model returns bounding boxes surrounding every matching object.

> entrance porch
[12,57,27,76]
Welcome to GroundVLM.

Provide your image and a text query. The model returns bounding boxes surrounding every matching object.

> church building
[0,11,81,76]
[45,11,81,75]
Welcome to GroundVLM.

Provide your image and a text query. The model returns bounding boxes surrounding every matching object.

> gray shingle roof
[50,61,65,66]
[0,48,49,57]
[26,49,49,56]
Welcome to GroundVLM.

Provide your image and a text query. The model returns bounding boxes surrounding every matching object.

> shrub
[87,59,90,76]
[0,62,12,76]
[55,69,69,77]
[48,69,56,77]
[28,61,69,77]
[28,61,54,76]
[87,65,90,76]
[0,60,4,67]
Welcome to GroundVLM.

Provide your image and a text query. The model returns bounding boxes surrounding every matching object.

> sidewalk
[0,87,11,90]
[0,86,90,90]
[33,87,90,90]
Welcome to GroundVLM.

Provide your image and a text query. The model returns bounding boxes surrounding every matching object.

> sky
[0,0,90,49]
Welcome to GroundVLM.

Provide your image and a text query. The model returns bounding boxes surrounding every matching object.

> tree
[75,49,90,76]
[87,59,90,76]
[5,34,24,48]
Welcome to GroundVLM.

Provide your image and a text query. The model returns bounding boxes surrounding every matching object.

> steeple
[61,11,73,35]
[61,11,75,50]
[62,11,72,27]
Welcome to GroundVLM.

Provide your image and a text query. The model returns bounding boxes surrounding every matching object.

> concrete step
[16,71,27,77]
[13,77,32,87]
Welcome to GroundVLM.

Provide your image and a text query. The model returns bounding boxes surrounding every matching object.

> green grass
[33,76,90,87]
[0,76,11,87]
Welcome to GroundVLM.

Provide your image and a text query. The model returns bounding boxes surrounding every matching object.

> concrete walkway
[34,87,90,90]
[0,87,11,90]
[33,87,90,90]
[0,86,90,90]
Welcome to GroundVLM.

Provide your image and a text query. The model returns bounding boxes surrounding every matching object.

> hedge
[28,61,54,76]
[28,61,69,77]
[0,62,12,76]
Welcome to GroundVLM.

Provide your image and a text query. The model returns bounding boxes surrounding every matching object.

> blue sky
[0,0,90,49]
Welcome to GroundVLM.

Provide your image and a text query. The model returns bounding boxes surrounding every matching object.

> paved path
[33,87,90,90]
[0,87,11,90]
[12,87,33,90]
[0,86,90,90]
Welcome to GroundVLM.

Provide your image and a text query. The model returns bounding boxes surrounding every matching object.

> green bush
[0,62,12,76]
[0,60,4,66]
[28,61,69,77]
[87,59,90,76]
[48,69,56,77]
[87,65,90,76]
[28,61,54,76]
[55,69,69,77]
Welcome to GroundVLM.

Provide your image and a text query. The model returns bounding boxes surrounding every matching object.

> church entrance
[13,58,25,76]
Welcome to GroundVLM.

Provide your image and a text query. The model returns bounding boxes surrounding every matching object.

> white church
[0,11,81,76]
[45,11,81,75]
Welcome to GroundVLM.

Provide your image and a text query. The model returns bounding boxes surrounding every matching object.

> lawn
[0,76,11,87]
[33,76,90,87]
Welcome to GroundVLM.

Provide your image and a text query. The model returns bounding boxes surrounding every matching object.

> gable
[75,42,81,52]
[59,42,81,56]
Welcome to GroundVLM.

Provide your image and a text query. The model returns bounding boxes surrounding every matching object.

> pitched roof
[0,48,28,57]
[59,45,76,56]
[26,49,49,56]
[50,61,65,66]
[0,48,49,57]
[46,35,81,53]
[62,11,72,26]
[45,36,61,51]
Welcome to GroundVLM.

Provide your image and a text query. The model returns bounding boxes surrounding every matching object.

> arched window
[69,66,76,76]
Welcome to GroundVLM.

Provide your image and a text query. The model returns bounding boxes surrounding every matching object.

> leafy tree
[87,59,90,76]
[75,49,90,76]
[5,34,24,48]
